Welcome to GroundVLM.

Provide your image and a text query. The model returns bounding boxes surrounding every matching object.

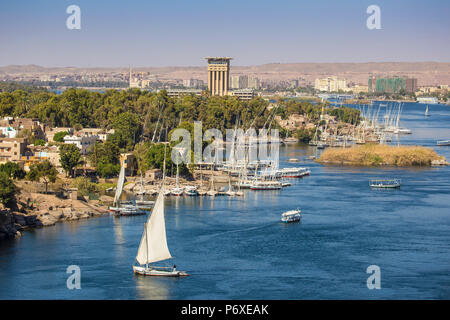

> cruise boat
[369,179,401,189]
[250,180,282,190]
[278,167,310,178]
[393,127,412,134]
[417,97,439,104]
[281,209,301,223]
[437,140,450,146]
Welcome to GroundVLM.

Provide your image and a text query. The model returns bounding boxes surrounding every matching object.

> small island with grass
[317,144,448,167]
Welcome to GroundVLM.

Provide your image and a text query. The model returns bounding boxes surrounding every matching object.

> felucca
[133,146,189,277]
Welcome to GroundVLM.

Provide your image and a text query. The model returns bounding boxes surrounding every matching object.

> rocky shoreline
[0,191,111,241]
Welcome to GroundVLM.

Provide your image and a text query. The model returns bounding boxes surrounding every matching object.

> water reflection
[134,275,174,300]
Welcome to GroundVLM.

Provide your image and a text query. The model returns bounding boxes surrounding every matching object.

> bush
[71,177,99,196]
[97,162,120,178]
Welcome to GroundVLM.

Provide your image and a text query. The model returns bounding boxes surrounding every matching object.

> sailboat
[171,160,184,196]
[133,187,189,277]
[206,167,217,196]
[425,105,430,117]
[133,144,189,277]
[109,163,145,216]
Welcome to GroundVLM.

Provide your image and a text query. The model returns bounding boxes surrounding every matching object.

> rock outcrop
[0,192,110,241]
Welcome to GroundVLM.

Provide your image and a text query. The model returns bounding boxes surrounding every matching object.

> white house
[0,126,17,138]
[63,134,98,155]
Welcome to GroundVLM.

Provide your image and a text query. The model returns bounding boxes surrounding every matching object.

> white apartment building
[315,77,347,92]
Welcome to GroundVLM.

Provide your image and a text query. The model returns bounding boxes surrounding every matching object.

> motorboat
[281,209,301,223]
[369,179,401,188]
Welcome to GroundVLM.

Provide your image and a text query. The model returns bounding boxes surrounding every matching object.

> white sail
[136,189,172,265]
[113,164,126,206]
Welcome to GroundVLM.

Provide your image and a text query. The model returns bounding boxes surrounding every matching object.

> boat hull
[133,266,189,277]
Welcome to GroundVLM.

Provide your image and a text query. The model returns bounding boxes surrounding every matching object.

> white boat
[184,186,198,196]
[281,209,301,223]
[133,188,189,277]
[133,143,188,277]
[277,167,310,178]
[287,158,300,163]
[425,105,430,117]
[417,97,439,104]
[437,140,450,146]
[369,179,401,188]
[109,164,145,216]
[206,190,218,196]
[393,127,412,134]
[250,180,282,190]
[171,187,184,196]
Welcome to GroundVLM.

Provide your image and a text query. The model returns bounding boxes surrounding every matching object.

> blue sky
[0,0,449,67]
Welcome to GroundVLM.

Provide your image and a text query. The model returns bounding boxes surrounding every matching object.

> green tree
[59,144,81,177]
[26,160,58,193]
[0,162,26,180]
[53,131,69,142]
[112,112,142,150]
[0,172,18,206]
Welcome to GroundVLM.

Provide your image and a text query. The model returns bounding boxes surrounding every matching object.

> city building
[205,57,232,96]
[368,76,418,94]
[183,79,204,88]
[314,77,347,92]
[231,75,249,89]
[229,89,255,100]
[166,88,203,98]
[248,76,260,89]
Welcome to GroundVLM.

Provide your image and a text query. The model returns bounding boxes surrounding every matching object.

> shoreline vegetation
[317,144,448,167]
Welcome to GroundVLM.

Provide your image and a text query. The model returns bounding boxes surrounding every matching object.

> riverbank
[0,189,111,241]
[317,144,448,166]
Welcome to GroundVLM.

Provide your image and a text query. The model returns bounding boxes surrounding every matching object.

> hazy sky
[0,0,449,67]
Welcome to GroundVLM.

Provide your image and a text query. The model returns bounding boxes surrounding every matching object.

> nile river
[0,102,449,299]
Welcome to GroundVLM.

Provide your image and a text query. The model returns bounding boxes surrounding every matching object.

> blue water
[0,103,449,299]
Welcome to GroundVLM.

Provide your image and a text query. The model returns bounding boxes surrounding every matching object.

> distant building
[231,75,249,89]
[248,76,260,89]
[183,79,204,88]
[315,77,347,92]
[166,88,203,97]
[368,76,417,94]
[206,57,232,96]
[229,89,255,100]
